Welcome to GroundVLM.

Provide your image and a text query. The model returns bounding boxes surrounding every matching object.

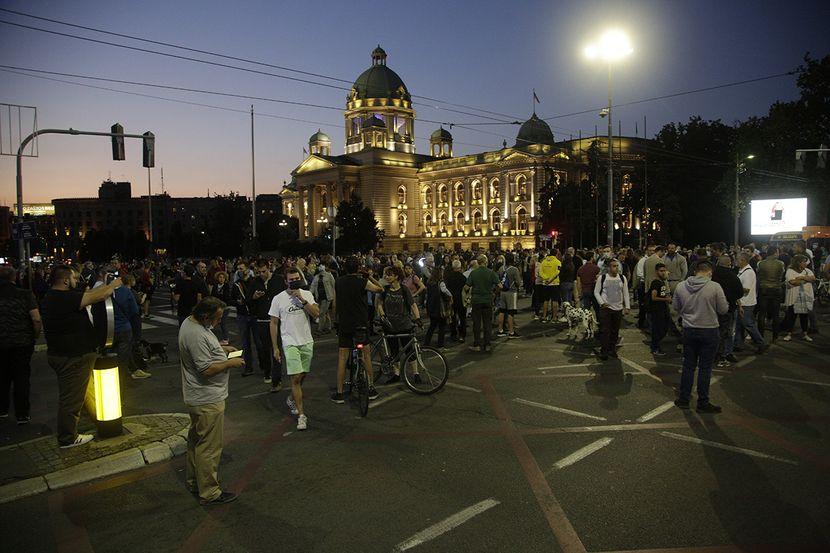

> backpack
[539,256,560,281]
[599,274,627,296]
[500,268,512,291]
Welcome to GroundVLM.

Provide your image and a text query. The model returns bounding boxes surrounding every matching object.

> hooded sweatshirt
[672,276,729,329]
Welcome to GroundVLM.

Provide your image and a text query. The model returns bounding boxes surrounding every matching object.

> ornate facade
[282,46,646,251]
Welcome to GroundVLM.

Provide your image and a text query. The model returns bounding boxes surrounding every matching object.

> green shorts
[284,343,314,375]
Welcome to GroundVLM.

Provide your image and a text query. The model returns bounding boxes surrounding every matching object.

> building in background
[281,46,650,251]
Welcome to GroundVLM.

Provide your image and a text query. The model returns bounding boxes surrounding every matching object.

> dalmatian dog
[562,302,598,343]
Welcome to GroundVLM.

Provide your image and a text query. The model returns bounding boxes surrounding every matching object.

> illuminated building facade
[282,46,648,251]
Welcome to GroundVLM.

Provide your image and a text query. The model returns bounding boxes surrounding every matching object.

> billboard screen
[750,198,808,236]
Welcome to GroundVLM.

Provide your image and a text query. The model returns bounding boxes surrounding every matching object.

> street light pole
[733,153,740,247]
[251,105,257,247]
[606,63,614,247]
[147,167,153,245]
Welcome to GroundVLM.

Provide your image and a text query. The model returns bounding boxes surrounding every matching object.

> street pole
[734,153,740,247]
[251,105,257,247]
[147,167,153,245]
[606,63,614,247]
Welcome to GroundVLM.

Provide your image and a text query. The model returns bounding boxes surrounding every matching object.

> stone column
[298,186,306,239]
[482,175,488,222]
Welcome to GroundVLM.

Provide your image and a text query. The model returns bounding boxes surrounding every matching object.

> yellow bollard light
[93,355,123,438]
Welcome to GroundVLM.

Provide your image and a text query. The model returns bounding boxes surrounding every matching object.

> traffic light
[142,131,155,168]
[111,123,125,161]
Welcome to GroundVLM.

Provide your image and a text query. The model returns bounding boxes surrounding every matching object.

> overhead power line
[0,9,521,123]
[0,67,498,151]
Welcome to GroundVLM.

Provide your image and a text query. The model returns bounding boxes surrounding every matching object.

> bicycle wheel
[355,362,370,417]
[403,346,448,395]
[370,341,390,384]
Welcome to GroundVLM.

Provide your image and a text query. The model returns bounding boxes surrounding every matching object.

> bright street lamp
[584,29,633,246]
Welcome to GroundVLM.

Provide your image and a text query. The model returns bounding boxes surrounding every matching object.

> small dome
[372,45,387,59]
[362,116,386,129]
[431,127,453,141]
[515,113,554,147]
[309,129,331,144]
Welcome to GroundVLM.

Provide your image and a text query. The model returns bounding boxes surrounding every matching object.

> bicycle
[343,327,371,417]
[370,321,449,395]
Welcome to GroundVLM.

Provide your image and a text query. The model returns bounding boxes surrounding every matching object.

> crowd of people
[1,238,827,503]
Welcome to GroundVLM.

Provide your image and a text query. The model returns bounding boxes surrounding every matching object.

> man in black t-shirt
[0,267,42,424]
[648,263,672,355]
[331,257,383,404]
[41,265,121,448]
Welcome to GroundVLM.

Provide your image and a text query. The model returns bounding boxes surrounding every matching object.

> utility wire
[0,67,497,151]
[0,13,521,123]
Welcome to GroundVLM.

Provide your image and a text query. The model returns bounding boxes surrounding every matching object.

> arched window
[438,184,448,204]
[454,182,465,204]
[424,213,433,231]
[397,185,407,205]
[471,180,482,201]
[398,213,407,235]
[472,210,482,231]
[423,185,433,208]
[455,211,465,231]
[516,206,528,232]
[514,174,527,198]
[432,143,440,156]
[490,209,501,232]
[439,212,448,231]
[489,179,500,201]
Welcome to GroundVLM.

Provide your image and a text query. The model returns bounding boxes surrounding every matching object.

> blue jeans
[716,311,736,359]
[236,314,256,371]
[735,305,765,346]
[679,327,720,404]
[560,281,574,304]
[114,329,136,373]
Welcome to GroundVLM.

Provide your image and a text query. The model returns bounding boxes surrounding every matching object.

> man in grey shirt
[672,261,728,414]
[179,297,245,505]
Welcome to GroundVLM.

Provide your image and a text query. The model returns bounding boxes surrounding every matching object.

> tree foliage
[334,194,384,253]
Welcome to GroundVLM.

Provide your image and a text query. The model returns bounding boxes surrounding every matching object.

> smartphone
[228,350,243,359]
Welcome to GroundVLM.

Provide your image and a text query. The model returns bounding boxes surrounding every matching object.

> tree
[334,195,384,253]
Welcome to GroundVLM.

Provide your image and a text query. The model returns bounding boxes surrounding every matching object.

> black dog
[138,339,168,363]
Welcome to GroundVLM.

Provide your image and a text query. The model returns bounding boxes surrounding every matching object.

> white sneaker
[60,434,94,449]
[286,396,299,416]
[804,334,814,342]
[782,334,792,342]
[131,369,152,379]
[296,414,307,431]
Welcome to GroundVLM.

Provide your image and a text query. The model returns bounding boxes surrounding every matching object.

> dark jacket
[711,266,744,311]
[231,277,254,317]
[248,275,286,320]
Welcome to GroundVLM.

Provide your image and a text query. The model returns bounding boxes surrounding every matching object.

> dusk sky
[1,0,828,205]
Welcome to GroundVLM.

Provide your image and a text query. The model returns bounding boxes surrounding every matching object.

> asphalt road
[1,290,829,553]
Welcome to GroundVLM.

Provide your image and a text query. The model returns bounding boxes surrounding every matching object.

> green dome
[515,113,554,147]
[351,47,410,101]
[430,127,452,141]
[309,129,331,143]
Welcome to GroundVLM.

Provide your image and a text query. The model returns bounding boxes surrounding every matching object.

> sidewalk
[0,413,190,504]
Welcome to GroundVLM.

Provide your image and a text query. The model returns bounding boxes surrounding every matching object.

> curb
[0,416,190,505]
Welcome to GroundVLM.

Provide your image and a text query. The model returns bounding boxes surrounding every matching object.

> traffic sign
[11,221,37,240]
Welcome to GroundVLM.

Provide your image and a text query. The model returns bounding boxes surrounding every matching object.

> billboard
[750,198,808,235]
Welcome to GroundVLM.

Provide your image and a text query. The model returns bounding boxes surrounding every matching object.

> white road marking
[241,391,270,399]
[536,363,601,370]
[635,401,675,423]
[551,437,614,470]
[445,382,482,393]
[394,498,500,552]
[641,360,683,368]
[453,361,475,372]
[513,398,607,421]
[282,431,293,437]
[659,431,797,465]
[368,390,408,409]
[619,357,662,382]
[762,375,830,387]
[147,315,179,326]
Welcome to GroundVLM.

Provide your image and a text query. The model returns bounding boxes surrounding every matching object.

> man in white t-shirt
[269,267,319,430]
[735,253,768,354]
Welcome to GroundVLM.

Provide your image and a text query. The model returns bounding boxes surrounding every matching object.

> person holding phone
[269,267,319,430]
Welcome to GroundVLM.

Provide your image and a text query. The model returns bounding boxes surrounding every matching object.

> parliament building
[281,46,648,251]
